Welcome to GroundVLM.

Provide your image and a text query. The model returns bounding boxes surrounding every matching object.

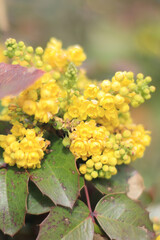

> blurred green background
[0,0,160,216]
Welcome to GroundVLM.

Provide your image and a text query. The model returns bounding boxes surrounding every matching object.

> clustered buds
[70,120,150,180]
[0,122,49,168]
[0,38,155,176]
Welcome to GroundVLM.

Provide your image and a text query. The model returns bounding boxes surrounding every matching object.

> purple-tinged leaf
[0,63,44,99]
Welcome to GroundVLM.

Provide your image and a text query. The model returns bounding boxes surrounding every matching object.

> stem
[84,184,95,223]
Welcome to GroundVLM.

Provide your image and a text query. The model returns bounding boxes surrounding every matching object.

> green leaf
[27,181,54,215]
[138,191,152,208]
[37,200,94,240]
[29,137,84,208]
[0,121,12,135]
[0,168,29,236]
[0,147,5,168]
[95,193,154,240]
[92,165,136,195]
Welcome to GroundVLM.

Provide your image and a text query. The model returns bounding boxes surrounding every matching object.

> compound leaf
[29,137,83,208]
[95,193,154,240]
[37,200,94,240]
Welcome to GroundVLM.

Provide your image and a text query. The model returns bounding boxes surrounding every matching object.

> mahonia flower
[0,38,155,176]
[10,73,61,123]
[43,38,86,70]
[69,120,151,181]
[0,123,49,169]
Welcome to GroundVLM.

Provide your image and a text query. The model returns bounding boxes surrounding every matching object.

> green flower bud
[52,71,61,80]
[119,87,129,96]
[15,50,21,57]
[86,159,94,168]
[91,171,98,178]
[62,137,70,147]
[86,167,94,173]
[131,100,139,108]
[149,86,156,92]
[36,60,43,68]
[119,149,125,155]
[35,46,44,55]
[95,162,102,170]
[128,83,136,91]
[105,172,112,179]
[115,71,124,81]
[18,41,25,48]
[143,88,150,94]
[144,94,151,100]
[123,130,131,138]
[114,150,121,158]
[102,165,109,172]
[137,73,144,79]
[108,157,117,166]
[126,71,134,80]
[24,54,31,62]
[84,173,92,181]
[27,46,34,53]
[45,64,52,72]
[98,170,105,178]
[145,76,152,83]
[115,133,122,140]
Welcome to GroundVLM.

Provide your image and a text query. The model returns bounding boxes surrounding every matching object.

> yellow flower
[11,122,26,137]
[88,139,103,156]
[67,45,86,66]
[35,99,59,123]
[100,94,115,110]
[87,101,98,118]
[22,100,37,115]
[84,84,99,99]
[101,80,111,93]
[68,106,80,119]
[70,138,88,160]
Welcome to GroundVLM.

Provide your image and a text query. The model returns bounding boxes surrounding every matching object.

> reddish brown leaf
[0,63,44,99]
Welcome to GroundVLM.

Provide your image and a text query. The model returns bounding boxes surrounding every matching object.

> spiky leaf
[27,181,54,215]
[29,137,84,208]
[37,200,94,240]
[95,193,154,240]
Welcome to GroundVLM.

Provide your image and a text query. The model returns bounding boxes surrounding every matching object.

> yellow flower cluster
[0,122,48,169]
[43,38,86,70]
[3,38,86,71]
[1,73,61,124]
[0,38,155,176]
[65,71,155,132]
[70,120,151,180]
[17,73,61,123]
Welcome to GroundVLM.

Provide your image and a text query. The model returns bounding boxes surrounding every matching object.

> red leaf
[0,63,44,99]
